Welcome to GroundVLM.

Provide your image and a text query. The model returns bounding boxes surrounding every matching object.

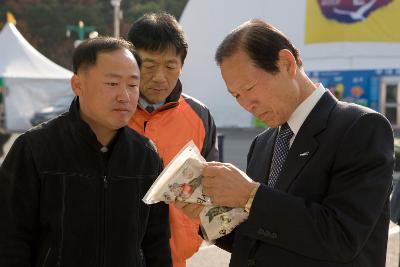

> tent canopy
[0,23,72,79]
[0,23,72,132]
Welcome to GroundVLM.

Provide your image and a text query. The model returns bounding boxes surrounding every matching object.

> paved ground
[1,129,400,266]
[187,243,231,267]
[388,224,399,267]
[217,127,264,170]
[187,223,399,267]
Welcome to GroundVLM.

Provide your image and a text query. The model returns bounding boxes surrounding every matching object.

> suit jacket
[217,92,394,267]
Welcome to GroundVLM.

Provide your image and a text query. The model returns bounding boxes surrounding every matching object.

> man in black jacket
[0,37,172,267]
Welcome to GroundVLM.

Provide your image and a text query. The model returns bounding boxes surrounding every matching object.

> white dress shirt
[285,83,326,147]
[138,97,165,111]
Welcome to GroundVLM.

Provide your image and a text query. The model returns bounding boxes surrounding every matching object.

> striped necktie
[267,123,293,188]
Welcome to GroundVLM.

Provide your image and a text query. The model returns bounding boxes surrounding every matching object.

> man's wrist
[244,182,260,213]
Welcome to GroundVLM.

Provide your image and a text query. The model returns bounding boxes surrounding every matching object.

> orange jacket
[128,80,218,267]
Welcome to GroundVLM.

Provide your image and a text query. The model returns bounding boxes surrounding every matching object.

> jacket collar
[165,79,183,103]
[67,97,124,153]
[138,79,183,114]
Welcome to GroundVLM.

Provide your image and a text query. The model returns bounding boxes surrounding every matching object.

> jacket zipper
[103,175,108,189]
[57,175,66,266]
[42,247,51,267]
[101,174,108,267]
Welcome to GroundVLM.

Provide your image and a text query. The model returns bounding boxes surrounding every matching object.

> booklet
[143,141,248,241]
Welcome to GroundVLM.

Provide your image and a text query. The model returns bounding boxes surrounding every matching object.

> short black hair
[215,19,302,74]
[127,12,188,64]
[72,36,142,74]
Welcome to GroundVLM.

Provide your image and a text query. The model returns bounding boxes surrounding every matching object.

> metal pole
[114,4,120,38]
[78,20,84,40]
[111,0,122,38]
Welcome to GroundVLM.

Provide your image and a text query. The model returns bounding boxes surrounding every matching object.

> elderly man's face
[220,50,299,128]
[138,46,183,104]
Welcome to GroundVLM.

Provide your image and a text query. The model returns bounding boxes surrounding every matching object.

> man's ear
[71,74,82,96]
[278,49,297,78]
[179,65,183,76]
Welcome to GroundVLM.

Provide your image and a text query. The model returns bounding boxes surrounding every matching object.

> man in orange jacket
[127,12,219,267]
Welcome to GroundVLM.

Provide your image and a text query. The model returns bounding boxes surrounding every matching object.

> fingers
[203,162,251,184]
[185,203,204,214]
[204,161,223,166]
[202,175,215,188]
[174,201,204,219]
[203,162,238,176]
[202,163,228,197]
[204,161,234,168]
[203,163,229,177]
[174,201,188,209]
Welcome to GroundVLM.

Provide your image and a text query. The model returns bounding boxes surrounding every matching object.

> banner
[305,0,400,43]
[308,68,400,111]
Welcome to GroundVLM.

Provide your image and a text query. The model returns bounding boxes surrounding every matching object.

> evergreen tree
[0,0,188,69]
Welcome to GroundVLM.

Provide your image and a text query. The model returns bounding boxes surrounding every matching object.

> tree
[0,0,188,69]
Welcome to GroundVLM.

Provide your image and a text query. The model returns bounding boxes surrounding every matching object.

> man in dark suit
[176,19,394,267]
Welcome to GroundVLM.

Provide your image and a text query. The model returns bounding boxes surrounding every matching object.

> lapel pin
[299,152,309,157]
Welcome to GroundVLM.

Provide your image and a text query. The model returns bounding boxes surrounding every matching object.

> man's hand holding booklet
[143,141,248,242]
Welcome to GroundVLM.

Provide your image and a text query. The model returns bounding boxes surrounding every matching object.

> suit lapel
[275,91,337,191]
[257,129,277,183]
[247,128,278,183]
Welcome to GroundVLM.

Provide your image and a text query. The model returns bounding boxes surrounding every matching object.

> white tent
[0,23,72,132]
[179,0,400,127]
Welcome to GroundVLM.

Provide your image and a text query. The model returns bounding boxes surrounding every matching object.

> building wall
[180,0,400,127]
